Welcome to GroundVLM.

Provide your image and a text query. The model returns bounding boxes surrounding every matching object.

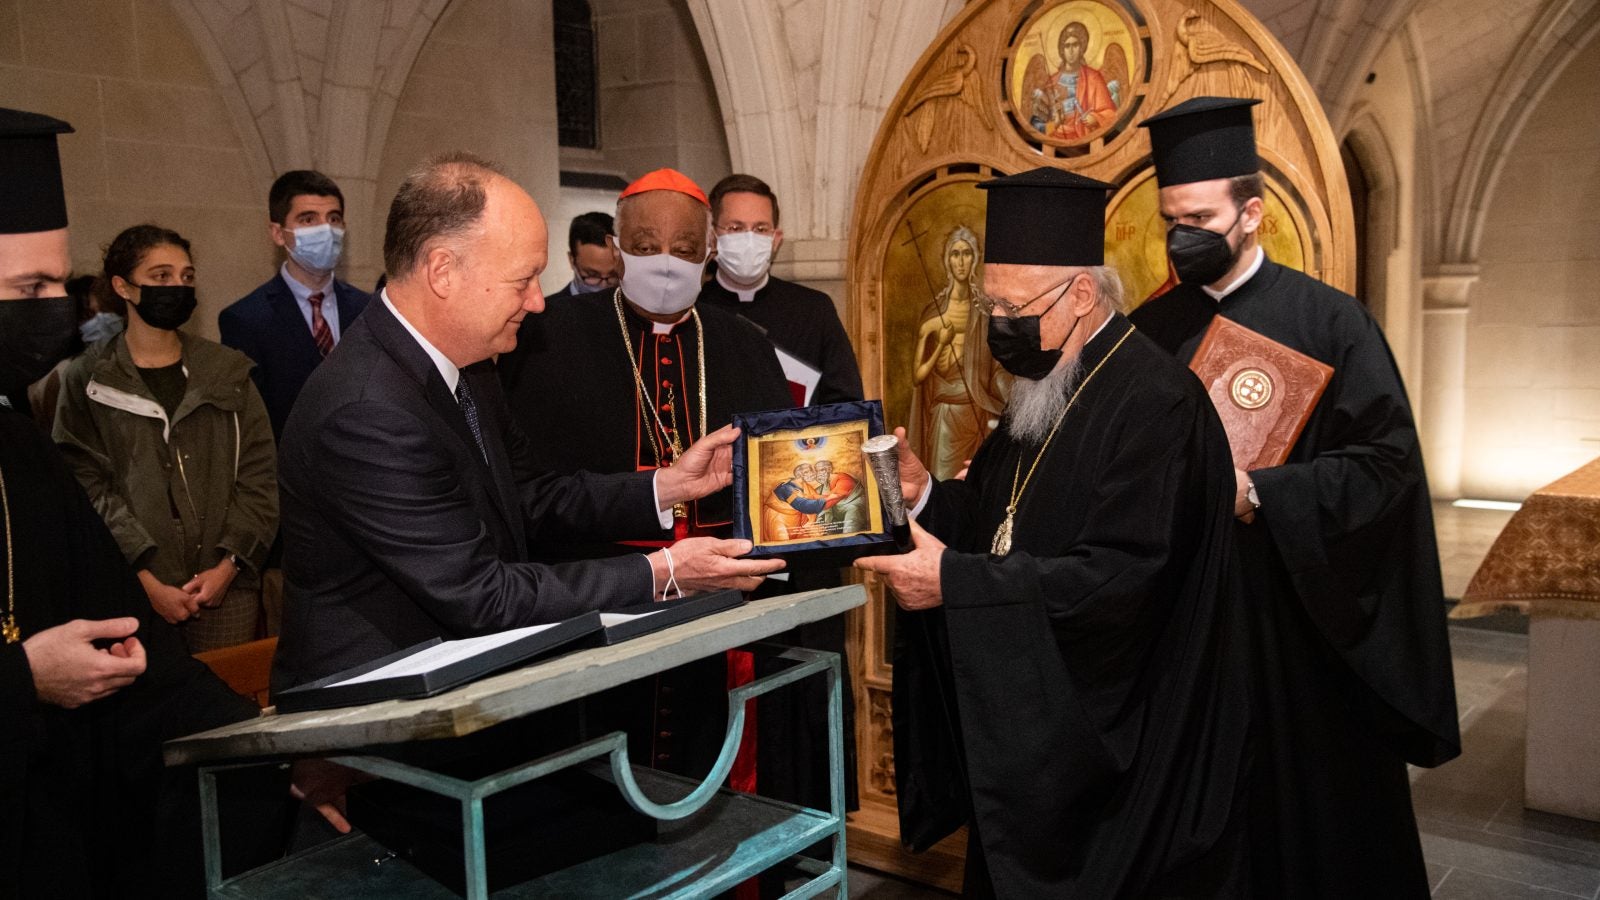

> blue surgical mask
[289,223,345,275]
[79,311,125,344]
[569,277,609,295]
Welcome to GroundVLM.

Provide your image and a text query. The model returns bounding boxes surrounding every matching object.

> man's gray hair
[1085,265,1124,314]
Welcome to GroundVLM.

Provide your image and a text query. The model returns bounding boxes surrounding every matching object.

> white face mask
[715,232,774,284]
[288,223,345,276]
[619,249,706,316]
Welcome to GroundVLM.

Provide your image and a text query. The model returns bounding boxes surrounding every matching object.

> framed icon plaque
[731,400,900,568]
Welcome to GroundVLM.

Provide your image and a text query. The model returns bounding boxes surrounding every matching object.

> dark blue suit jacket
[218,272,372,440]
[270,299,664,691]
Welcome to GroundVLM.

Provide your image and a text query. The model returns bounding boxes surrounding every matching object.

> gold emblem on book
[1230,368,1272,410]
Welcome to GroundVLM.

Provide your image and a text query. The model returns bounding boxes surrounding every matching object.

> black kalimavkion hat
[977,167,1115,267]
[0,107,74,234]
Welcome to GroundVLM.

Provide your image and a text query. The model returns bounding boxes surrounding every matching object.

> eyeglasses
[576,269,620,287]
[714,223,776,236]
[975,276,1077,317]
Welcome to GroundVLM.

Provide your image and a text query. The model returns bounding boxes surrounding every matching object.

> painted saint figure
[909,225,1009,480]
[814,459,870,534]
[1024,21,1122,142]
[763,462,823,540]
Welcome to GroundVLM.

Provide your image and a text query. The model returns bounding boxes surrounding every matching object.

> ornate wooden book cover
[1189,315,1333,470]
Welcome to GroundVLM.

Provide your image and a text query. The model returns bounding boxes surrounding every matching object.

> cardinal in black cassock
[860,168,1253,898]
[1129,97,1460,898]
[0,108,266,900]
[498,168,856,814]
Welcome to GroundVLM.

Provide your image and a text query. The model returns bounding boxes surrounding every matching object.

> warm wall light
[1452,499,1524,512]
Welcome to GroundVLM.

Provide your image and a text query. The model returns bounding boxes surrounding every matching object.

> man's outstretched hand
[656,425,741,508]
[854,519,946,610]
[650,538,785,596]
[890,427,934,509]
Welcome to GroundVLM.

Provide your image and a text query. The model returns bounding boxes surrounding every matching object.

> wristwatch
[1245,480,1261,511]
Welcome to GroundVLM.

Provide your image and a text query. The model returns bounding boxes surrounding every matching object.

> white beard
[1004,355,1085,445]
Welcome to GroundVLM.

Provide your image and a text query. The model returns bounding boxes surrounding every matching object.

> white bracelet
[660,547,682,602]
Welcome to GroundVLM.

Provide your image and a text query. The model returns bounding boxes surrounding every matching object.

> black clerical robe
[1130,257,1460,897]
[499,297,857,812]
[698,275,864,406]
[0,406,258,900]
[899,316,1252,898]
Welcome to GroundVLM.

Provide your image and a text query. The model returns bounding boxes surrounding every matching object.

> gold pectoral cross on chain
[991,505,1016,557]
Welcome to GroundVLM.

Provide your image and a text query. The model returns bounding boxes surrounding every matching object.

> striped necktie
[309,291,334,357]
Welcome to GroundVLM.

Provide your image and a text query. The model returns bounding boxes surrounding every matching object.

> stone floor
[844,503,1600,898]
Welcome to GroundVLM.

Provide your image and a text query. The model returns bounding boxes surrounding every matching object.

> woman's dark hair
[98,224,192,316]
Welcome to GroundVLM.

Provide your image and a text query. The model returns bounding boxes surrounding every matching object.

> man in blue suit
[220,170,372,440]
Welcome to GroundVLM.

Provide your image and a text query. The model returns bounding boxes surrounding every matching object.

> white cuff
[650,470,674,530]
[908,473,934,520]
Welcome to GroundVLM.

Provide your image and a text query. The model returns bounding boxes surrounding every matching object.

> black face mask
[0,295,81,395]
[985,277,1081,381]
[131,284,197,330]
[1166,207,1245,286]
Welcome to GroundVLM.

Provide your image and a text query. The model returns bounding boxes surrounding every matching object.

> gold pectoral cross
[991,505,1016,557]
[2,614,19,645]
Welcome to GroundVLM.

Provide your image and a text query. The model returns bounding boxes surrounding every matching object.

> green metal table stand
[169,586,863,899]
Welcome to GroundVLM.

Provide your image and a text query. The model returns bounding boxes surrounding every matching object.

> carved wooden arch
[841,0,1354,886]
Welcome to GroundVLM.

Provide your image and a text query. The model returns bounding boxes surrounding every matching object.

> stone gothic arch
[684,0,965,284]
[1442,0,1600,267]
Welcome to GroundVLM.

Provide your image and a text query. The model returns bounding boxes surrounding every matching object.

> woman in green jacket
[54,225,278,652]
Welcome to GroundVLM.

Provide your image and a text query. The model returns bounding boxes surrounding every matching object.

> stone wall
[1,0,270,339]
[1459,39,1600,499]
[369,0,563,293]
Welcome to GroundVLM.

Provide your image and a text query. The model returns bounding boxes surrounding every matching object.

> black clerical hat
[977,167,1114,266]
[0,108,74,235]
[1139,96,1261,187]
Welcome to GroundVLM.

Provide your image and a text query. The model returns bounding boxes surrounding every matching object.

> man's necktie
[308,291,335,357]
[454,376,488,463]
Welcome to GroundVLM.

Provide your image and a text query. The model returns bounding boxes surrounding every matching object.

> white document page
[600,608,669,627]
[329,622,563,687]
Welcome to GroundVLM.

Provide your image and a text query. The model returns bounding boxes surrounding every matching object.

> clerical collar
[621,301,692,335]
[382,289,460,393]
[717,269,767,303]
[1202,245,1264,301]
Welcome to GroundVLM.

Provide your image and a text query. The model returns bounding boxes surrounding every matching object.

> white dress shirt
[282,262,341,343]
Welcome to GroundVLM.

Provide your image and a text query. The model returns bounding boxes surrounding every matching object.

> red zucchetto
[618,168,708,206]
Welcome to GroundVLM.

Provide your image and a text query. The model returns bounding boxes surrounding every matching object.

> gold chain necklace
[613,289,708,519]
[992,325,1135,557]
[1,462,17,643]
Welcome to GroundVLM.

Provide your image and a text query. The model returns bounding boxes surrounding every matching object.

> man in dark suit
[219,170,373,440]
[273,149,779,704]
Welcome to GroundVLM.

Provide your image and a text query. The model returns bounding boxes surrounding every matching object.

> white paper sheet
[329,622,563,686]
[599,608,669,627]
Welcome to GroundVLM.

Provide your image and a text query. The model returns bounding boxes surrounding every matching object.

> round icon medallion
[1230,368,1273,410]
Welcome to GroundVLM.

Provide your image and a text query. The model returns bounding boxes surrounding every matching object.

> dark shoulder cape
[699,276,865,406]
[0,408,254,898]
[896,317,1252,897]
[1129,261,1460,767]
